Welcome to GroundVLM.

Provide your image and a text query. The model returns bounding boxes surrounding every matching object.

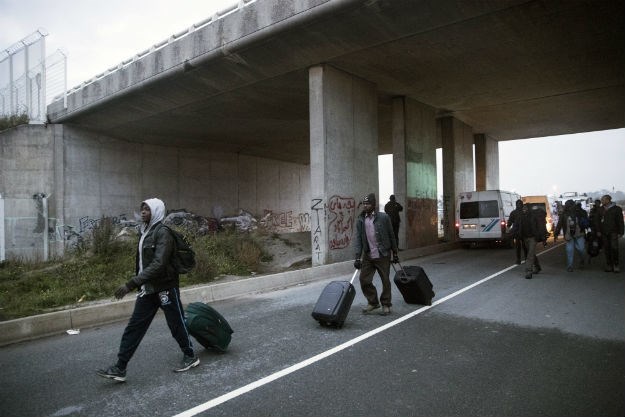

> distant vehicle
[555,192,592,213]
[522,195,554,234]
[455,190,521,246]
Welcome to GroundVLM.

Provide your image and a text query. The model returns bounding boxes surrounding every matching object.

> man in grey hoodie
[97,198,199,382]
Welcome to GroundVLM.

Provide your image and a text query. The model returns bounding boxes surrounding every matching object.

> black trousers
[116,287,194,369]
[392,222,400,244]
[514,236,527,262]
[603,232,620,267]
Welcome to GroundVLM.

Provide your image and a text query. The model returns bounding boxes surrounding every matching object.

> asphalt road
[1,240,624,417]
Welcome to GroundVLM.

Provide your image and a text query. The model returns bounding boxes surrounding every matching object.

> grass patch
[0,221,271,321]
[0,113,29,131]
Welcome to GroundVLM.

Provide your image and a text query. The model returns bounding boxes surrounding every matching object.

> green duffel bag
[185,302,234,352]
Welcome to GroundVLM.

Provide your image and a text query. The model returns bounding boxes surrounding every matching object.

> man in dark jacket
[517,203,543,279]
[97,198,198,382]
[354,193,398,316]
[507,199,527,264]
[384,194,403,244]
[599,194,624,272]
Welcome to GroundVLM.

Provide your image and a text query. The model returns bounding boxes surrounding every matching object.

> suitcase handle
[349,269,359,284]
[391,261,408,278]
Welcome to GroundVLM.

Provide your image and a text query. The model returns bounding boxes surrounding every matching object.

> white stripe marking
[172,249,557,417]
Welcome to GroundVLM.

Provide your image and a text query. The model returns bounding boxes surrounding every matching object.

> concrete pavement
[0,241,460,346]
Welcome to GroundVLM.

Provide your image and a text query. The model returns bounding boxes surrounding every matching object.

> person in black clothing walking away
[587,199,603,259]
[97,198,199,382]
[517,203,543,279]
[507,199,527,265]
[354,193,399,316]
[599,194,624,272]
[384,194,403,245]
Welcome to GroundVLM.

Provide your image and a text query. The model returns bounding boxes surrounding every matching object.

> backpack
[585,229,602,257]
[156,224,196,274]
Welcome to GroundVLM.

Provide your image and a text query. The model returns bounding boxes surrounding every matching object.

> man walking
[384,194,403,245]
[553,199,589,272]
[354,193,399,316]
[517,203,543,279]
[507,199,527,264]
[97,198,199,382]
[599,194,624,272]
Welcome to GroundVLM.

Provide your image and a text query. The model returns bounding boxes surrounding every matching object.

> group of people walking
[507,194,623,278]
[98,192,621,383]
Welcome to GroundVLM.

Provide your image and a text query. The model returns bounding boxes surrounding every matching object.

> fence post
[42,195,49,261]
[0,194,5,261]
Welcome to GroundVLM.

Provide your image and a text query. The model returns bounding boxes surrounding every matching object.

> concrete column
[440,117,474,240]
[309,65,377,266]
[392,97,438,249]
[474,133,499,191]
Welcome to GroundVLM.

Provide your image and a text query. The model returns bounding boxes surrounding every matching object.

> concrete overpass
[47,0,625,159]
[2,0,624,263]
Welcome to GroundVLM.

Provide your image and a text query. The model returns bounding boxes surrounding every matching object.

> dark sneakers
[96,365,127,382]
[174,355,200,372]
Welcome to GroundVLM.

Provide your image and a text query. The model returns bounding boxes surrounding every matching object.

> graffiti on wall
[57,213,133,247]
[310,195,357,262]
[327,195,356,250]
[260,210,311,233]
[311,198,324,262]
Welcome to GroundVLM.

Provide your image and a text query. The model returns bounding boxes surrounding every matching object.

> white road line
[172,250,557,417]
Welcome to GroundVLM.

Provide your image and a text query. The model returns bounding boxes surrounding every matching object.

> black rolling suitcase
[311,270,358,328]
[393,263,435,306]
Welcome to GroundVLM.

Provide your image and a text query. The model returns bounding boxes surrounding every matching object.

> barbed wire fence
[0,29,67,123]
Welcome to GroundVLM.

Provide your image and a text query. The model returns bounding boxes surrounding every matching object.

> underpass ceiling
[52,0,625,165]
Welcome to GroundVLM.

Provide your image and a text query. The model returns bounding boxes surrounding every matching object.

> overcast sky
[3,0,624,199]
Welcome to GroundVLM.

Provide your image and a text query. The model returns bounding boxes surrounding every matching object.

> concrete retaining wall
[0,124,310,259]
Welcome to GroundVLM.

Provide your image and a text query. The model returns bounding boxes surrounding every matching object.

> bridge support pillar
[391,97,438,250]
[474,133,499,191]
[309,65,378,266]
[440,116,475,241]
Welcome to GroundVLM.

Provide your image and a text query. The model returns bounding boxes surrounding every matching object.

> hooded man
[97,198,199,382]
[353,193,399,316]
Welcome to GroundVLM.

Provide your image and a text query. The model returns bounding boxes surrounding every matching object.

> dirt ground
[255,232,312,274]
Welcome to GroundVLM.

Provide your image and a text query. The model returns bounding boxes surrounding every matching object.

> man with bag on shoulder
[353,193,399,316]
[97,198,199,383]
[554,199,589,272]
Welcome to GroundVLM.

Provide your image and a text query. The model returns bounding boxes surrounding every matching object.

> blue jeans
[565,236,586,268]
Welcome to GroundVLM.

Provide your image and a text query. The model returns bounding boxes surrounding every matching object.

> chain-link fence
[0,29,66,122]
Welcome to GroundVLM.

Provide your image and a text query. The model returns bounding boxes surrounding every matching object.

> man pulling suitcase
[353,193,399,316]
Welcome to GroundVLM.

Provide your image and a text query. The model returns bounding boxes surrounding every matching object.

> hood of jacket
[141,198,165,234]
